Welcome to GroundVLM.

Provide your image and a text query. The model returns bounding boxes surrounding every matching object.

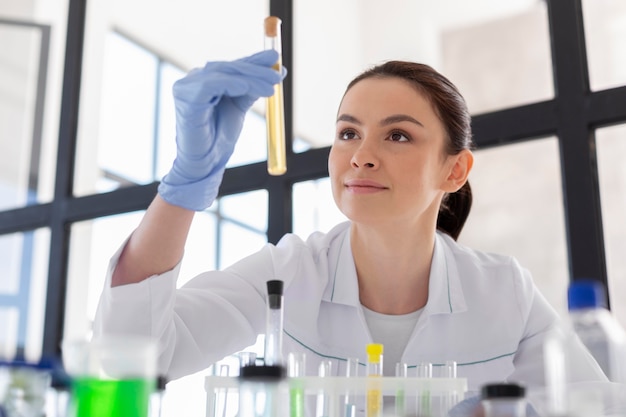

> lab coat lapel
[322,228,360,307]
[425,232,468,315]
[322,229,468,314]
[402,233,468,362]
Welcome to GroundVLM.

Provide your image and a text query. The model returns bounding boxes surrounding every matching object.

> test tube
[416,362,432,417]
[264,280,284,366]
[264,16,287,176]
[395,362,408,417]
[238,351,257,368]
[288,352,306,417]
[366,344,383,417]
[316,360,333,417]
[543,328,568,416]
[0,307,18,361]
[216,364,230,417]
[344,358,359,417]
[440,361,458,415]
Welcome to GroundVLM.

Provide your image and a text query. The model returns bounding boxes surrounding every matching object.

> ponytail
[437,180,472,241]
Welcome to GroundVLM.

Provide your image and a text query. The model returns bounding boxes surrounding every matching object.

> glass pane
[66,212,145,340]
[0,228,50,362]
[99,33,158,186]
[180,212,218,287]
[76,0,271,196]
[217,191,269,269]
[219,189,268,231]
[596,124,626,328]
[66,210,220,339]
[582,0,626,91]
[0,20,55,209]
[458,138,570,319]
[293,0,553,149]
[441,2,553,114]
[156,62,183,179]
[293,177,348,239]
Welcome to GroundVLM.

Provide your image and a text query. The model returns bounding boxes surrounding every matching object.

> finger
[215,60,282,84]
[237,49,280,67]
[176,72,277,106]
[179,60,280,92]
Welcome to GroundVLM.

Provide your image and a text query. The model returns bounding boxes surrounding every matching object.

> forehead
[339,77,435,118]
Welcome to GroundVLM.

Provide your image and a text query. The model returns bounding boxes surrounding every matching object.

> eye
[338,129,360,141]
[389,130,410,142]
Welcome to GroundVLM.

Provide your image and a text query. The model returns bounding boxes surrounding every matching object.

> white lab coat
[93,221,606,394]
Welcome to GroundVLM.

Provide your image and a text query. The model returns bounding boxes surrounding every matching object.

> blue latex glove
[158,50,284,211]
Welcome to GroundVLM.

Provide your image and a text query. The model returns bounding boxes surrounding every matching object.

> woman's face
[328,76,458,228]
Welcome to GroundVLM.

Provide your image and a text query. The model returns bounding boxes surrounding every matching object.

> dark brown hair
[346,61,475,240]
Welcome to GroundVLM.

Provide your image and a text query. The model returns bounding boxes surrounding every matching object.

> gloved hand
[158,49,284,211]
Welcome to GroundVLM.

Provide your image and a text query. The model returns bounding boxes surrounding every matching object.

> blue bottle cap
[567,280,607,310]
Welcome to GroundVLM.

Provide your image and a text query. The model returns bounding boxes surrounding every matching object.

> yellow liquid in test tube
[366,343,383,417]
[264,16,287,176]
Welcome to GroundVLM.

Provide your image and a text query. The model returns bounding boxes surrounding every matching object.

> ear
[443,149,474,193]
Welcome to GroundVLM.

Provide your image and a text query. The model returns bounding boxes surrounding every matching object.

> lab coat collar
[324,228,467,315]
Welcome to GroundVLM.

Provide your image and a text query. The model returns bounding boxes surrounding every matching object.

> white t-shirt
[362,305,423,376]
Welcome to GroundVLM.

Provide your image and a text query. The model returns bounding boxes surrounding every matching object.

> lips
[344,179,387,191]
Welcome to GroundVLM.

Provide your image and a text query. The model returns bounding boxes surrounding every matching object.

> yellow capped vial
[366,343,383,417]
[366,343,384,367]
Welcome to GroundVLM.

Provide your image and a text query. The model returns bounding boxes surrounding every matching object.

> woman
[93,50,605,398]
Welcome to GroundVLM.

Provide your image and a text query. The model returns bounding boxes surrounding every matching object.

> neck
[351,222,436,315]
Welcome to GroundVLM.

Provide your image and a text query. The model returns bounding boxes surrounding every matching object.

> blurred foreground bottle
[568,280,626,383]
[481,383,526,417]
[238,365,288,417]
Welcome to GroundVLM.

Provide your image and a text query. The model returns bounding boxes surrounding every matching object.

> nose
[350,140,379,169]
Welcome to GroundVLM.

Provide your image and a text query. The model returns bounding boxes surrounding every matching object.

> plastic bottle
[238,364,288,417]
[568,279,626,383]
[481,383,526,417]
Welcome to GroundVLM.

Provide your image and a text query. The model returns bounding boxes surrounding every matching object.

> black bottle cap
[156,375,168,391]
[239,364,286,381]
[267,280,284,296]
[481,382,526,399]
[267,280,284,309]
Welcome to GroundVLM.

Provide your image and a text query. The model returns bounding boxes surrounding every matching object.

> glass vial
[264,16,287,176]
[366,343,383,417]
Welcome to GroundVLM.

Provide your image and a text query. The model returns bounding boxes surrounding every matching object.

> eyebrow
[336,113,424,127]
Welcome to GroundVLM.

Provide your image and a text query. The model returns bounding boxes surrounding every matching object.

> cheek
[327,146,342,177]
[327,148,343,200]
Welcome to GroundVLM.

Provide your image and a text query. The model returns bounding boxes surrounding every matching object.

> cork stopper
[264,16,281,37]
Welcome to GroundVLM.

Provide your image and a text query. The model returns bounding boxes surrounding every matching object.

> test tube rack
[205,375,467,417]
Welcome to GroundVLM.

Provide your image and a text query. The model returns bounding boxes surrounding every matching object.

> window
[460,138,569,317]
[1,3,626,417]
[596,124,626,325]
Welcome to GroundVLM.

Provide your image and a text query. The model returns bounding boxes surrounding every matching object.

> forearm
[111,195,195,287]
